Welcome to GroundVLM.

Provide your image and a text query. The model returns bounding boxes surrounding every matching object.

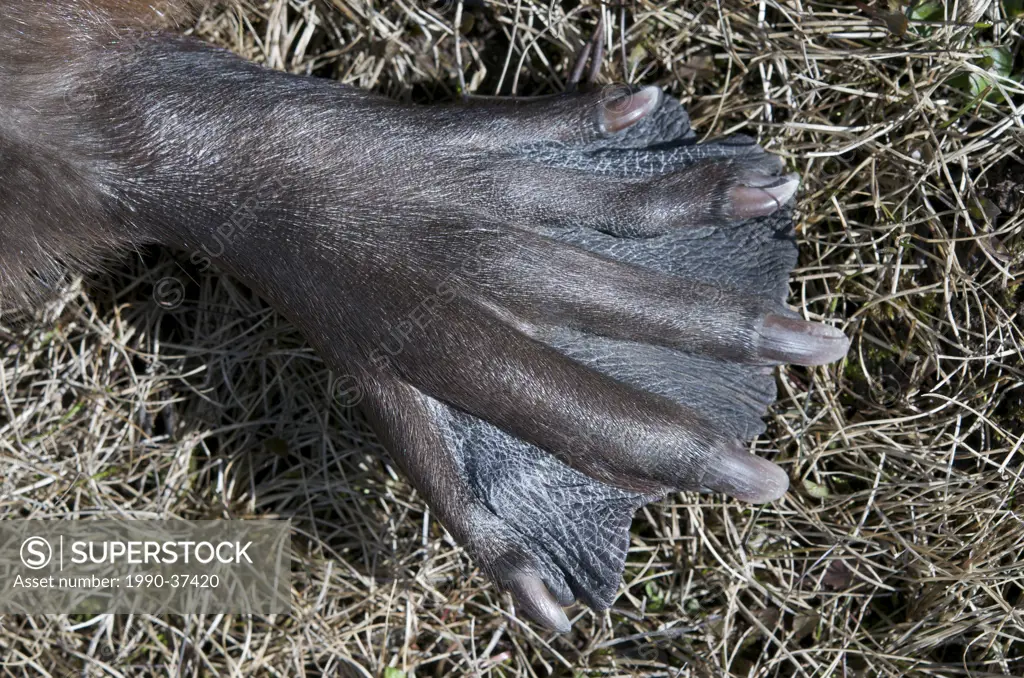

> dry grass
[1,0,1023,676]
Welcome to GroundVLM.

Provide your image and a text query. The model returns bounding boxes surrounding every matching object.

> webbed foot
[336,89,848,631]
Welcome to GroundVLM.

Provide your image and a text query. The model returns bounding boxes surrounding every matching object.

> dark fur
[0,1,847,630]
[0,1,201,302]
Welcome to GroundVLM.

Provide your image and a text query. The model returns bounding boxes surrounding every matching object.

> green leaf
[984,46,1013,79]
[803,478,830,499]
[645,581,666,611]
[909,0,943,21]
[384,669,407,678]
[950,45,1015,103]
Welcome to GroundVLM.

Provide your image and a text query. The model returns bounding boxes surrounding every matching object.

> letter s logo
[20,537,52,570]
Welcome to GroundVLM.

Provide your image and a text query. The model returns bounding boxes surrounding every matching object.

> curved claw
[730,172,801,219]
[507,574,571,633]
[757,314,851,366]
[700,442,790,503]
[599,85,663,134]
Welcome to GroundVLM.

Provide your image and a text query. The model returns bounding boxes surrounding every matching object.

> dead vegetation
[0,1,1022,676]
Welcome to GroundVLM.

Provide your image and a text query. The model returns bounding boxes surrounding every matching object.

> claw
[700,441,789,503]
[756,314,850,365]
[599,85,662,134]
[729,172,800,219]
[507,573,571,633]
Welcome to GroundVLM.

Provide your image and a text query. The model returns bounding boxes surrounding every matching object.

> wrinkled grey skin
[0,1,849,631]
